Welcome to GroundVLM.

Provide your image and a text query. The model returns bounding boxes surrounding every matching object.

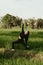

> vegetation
[37,18,43,29]
[1,14,22,28]
[0,27,43,65]
[0,13,43,29]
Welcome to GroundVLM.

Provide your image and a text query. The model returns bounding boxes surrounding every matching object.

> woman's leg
[12,39,22,49]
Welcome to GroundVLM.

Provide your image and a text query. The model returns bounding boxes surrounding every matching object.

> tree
[1,14,22,28]
[29,19,35,29]
[37,18,43,29]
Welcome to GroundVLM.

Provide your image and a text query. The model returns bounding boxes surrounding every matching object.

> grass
[0,50,43,65]
[0,27,43,65]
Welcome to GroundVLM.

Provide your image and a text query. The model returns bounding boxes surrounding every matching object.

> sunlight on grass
[0,28,43,65]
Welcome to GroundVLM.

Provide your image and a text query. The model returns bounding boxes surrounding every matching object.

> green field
[0,27,43,65]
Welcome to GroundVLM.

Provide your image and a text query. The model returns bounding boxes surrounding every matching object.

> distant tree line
[24,18,43,29]
[0,14,43,29]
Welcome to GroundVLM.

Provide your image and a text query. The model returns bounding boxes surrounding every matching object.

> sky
[0,0,43,19]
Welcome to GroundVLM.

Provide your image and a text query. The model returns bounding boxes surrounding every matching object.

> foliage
[1,14,43,29]
[37,18,43,29]
[24,19,29,27]
[1,14,22,28]
[29,19,35,29]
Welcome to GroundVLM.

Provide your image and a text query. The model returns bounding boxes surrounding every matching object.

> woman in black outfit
[12,23,29,49]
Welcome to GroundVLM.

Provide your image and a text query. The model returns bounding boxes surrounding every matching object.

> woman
[12,23,29,49]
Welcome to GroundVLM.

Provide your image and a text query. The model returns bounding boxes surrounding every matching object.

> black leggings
[12,39,27,49]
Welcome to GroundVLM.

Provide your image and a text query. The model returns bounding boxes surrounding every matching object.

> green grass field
[0,27,43,65]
